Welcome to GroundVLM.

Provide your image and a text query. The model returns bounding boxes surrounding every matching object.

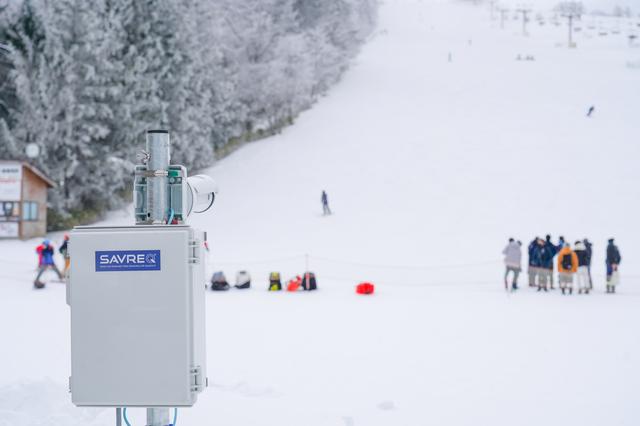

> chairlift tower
[68,130,218,426]
[499,8,510,29]
[562,9,583,48]
[516,6,532,36]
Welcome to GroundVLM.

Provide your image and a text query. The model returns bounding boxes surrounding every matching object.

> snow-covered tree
[0,0,378,226]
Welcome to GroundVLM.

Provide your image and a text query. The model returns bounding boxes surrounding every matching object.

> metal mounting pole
[146,130,170,224]
[147,407,171,426]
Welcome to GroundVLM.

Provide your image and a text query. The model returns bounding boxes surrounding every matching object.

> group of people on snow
[502,236,622,295]
[34,235,70,289]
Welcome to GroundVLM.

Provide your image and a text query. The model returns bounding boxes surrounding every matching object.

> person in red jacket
[557,244,579,295]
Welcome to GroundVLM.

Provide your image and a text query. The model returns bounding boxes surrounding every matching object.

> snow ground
[1,0,640,425]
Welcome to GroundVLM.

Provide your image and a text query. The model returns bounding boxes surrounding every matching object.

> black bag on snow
[210,271,230,291]
[301,272,317,291]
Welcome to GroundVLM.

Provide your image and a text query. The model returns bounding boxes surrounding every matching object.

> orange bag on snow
[287,276,302,292]
[356,282,375,295]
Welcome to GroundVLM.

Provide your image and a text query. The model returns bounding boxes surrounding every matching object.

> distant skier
[573,241,590,294]
[557,243,578,295]
[34,240,63,288]
[605,238,621,294]
[59,234,70,279]
[586,105,595,117]
[502,238,522,291]
[583,238,593,289]
[321,190,332,216]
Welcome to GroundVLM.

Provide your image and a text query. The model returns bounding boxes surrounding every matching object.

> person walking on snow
[59,234,70,279]
[34,240,62,288]
[503,238,522,291]
[574,241,591,294]
[557,243,579,295]
[606,238,621,294]
[321,190,332,215]
[587,106,595,117]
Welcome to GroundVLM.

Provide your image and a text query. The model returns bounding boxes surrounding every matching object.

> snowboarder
[34,240,63,288]
[586,105,595,117]
[59,234,70,279]
[557,243,578,295]
[527,237,541,287]
[574,241,590,294]
[606,238,621,293]
[321,190,332,215]
[502,238,522,291]
[583,238,593,289]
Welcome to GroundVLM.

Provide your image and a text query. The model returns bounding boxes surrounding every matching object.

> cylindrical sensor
[146,130,170,224]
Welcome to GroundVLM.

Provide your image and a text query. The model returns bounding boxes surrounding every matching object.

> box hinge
[190,366,204,393]
[188,239,200,264]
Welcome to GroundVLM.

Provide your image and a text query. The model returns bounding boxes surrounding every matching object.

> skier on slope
[34,240,63,288]
[527,237,541,287]
[557,243,579,295]
[583,238,593,290]
[59,234,70,279]
[605,238,622,294]
[573,241,591,294]
[502,238,522,291]
[321,190,332,216]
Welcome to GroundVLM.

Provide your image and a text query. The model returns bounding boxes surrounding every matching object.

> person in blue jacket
[527,237,541,287]
[538,235,559,291]
[34,240,63,288]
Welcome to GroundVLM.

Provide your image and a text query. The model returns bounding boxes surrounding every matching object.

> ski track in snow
[1,1,640,425]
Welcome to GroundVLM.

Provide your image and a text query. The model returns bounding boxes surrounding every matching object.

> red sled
[356,282,375,295]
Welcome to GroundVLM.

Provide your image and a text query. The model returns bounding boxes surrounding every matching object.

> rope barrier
[211,253,501,270]
[309,255,501,271]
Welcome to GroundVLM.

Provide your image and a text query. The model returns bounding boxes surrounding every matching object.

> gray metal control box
[68,225,207,407]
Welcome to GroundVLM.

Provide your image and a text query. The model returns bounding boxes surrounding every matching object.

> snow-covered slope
[1,1,639,425]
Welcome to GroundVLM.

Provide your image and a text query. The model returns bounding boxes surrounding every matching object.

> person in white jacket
[503,238,522,291]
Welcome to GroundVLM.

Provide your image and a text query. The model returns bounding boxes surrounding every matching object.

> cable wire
[123,408,132,426]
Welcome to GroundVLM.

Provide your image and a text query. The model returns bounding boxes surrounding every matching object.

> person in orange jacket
[557,243,579,295]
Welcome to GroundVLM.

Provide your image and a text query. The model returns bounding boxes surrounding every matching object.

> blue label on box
[95,250,161,272]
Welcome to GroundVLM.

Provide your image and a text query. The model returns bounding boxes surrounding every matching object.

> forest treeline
[0,0,377,228]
